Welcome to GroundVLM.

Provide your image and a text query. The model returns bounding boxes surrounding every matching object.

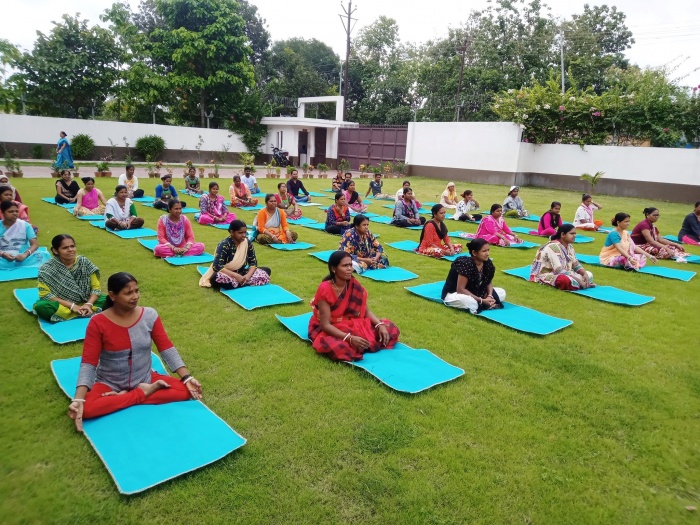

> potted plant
[308,164,315,178]
[275,166,281,178]
[317,163,329,178]
[155,160,163,178]
[95,160,111,177]
[301,162,310,178]
[338,158,350,174]
[184,159,193,176]
[285,165,294,178]
[208,159,219,178]
[146,155,156,178]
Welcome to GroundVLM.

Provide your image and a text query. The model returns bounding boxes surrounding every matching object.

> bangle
[69,302,75,312]
[85,302,93,307]
[183,376,195,385]
[342,333,351,342]
[374,322,385,329]
[478,297,482,304]
[180,374,192,383]
[71,399,86,403]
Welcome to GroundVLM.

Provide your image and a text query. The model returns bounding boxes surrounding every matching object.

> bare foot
[138,379,170,397]
[101,389,128,397]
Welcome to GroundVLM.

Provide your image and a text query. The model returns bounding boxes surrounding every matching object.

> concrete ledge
[408,164,699,204]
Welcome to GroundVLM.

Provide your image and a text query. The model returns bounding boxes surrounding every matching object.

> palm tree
[580,171,605,193]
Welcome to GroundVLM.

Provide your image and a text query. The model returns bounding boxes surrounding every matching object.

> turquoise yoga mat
[240,204,264,211]
[265,241,316,251]
[41,197,75,208]
[304,191,326,197]
[502,266,655,306]
[663,235,679,242]
[296,202,322,207]
[508,226,594,244]
[196,266,302,309]
[575,254,696,282]
[300,222,330,231]
[405,281,573,335]
[50,353,246,494]
[387,240,470,263]
[131,196,155,203]
[137,239,214,265]
[368,215,422,230]
[64,208,103,221]
[309,251,418,282]
[287,217,319,225]
[89,221,158,239]
[0,248,50,282]
[275,313,464,394]
[318,206,379,218]
[456,232,540,249]
[14,287,90,344]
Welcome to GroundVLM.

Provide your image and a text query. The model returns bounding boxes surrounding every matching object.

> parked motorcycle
[271,145,290,167]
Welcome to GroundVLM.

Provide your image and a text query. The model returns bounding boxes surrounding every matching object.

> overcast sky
[6,0,700,87]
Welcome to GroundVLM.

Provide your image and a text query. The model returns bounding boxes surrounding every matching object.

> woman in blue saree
[54,131,75,170]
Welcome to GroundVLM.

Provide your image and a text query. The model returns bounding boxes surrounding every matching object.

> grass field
[1,174,699,524]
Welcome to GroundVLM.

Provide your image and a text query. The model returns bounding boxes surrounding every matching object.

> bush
[71,134,95,160]
[31,145,44,159]
[135,135,166,160]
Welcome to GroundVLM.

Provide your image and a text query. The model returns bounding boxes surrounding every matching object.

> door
[298,130,308,166]
[313,128,327,165]
[337,126,407,170]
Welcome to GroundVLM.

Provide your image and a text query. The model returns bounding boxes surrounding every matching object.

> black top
[212,238,257,273]
[286,178,309,197]
[679,212,700,243]
[57,180,80,198]
[441,256,495,300]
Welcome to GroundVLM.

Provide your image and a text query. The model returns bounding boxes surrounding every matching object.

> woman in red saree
[308,251,400,361]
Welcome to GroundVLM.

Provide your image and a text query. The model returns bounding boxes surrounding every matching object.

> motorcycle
[271,145,290,167]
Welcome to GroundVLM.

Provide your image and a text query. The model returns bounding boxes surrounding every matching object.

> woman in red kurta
[67,272,202,431]
[308,251,399,361]
[417,204,462,258]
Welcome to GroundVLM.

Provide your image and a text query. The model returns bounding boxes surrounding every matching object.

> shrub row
[67,134,167,160]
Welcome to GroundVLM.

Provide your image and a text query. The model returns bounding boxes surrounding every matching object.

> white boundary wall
[406,121,700,187]
[0,114,246,152]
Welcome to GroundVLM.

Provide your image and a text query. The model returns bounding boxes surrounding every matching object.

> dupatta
[38,256,99,303]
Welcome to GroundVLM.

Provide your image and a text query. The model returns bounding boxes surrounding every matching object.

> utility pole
[455,33,471,122]
[559,26,565,94]
[339,1,357,121]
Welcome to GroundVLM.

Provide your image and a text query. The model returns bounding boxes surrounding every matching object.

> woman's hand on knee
[68,401,84,432]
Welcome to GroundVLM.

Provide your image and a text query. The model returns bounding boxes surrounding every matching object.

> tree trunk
[200,91,207,128]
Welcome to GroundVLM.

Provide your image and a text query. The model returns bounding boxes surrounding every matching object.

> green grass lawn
[1,175,699,524]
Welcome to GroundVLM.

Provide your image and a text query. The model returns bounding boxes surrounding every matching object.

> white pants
[444,287,506,313]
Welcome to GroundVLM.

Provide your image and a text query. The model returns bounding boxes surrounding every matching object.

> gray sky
[6,0,700,87]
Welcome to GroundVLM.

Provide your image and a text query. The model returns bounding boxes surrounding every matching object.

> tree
[261,38,340,119]
[563,4,634,93]
[150,0,256,127]
[347,16,420,124]
[14,14,120,118]
[0,39,21,113]
[237,0,270,66]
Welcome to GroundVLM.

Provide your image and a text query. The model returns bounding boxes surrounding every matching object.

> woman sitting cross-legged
[469,204,523,246]
[256,194,298,245]
[154,174,185,211]
[503,186,529,218]
[573,193,603,231]
[532,201,563,237]
[55,170,80,204]
[529,224,594,290]
[275,182,302,219]
[453,190,482,222]
[339,214,389,273]
[325,192,352,235]
[200,220,271,289]
[439,182,458,209]
[441,238,505,313]
[198,182,236,225]
[600,212,655,270]
[154,200,205,257]
[67,272,202,431]
[73,177,107,216]
[308,250,400,361]
[0,201,49,270]
[229,174,259,207]
[184,167,203,196]
[343,181,368,213]
[631,207,688,261]
[104,185,145,230]
[34,234,107,322]
[678,201,700,246]
[392,187,426,228]
[0,174,23,203]
[417,204,463,258]
[331,172,344,192]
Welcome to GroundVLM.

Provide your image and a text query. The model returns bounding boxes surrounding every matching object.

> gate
[337,125,407,170]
